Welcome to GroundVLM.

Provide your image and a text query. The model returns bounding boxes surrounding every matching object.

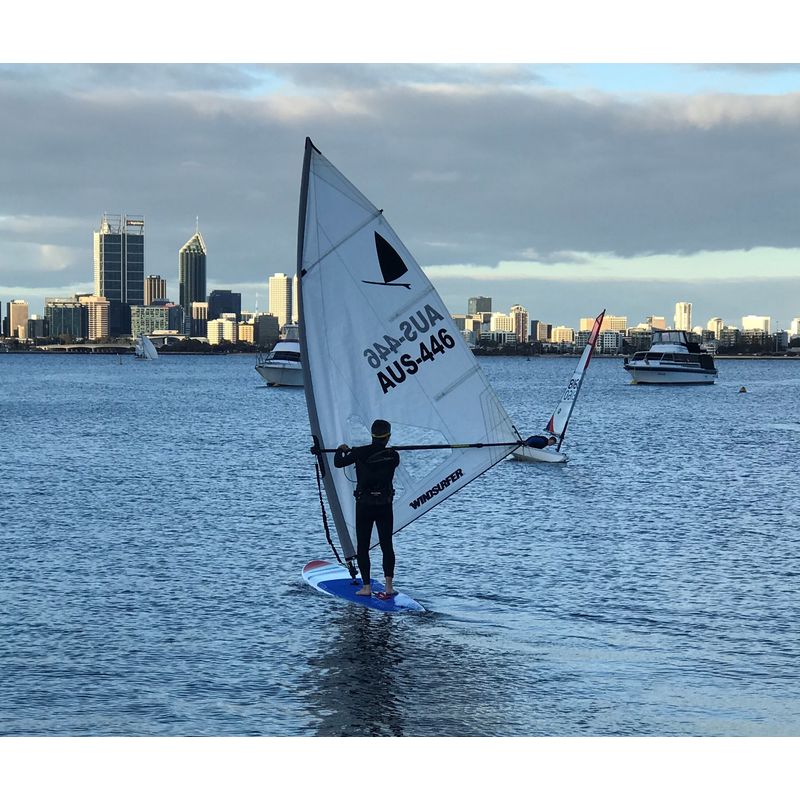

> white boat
[513,309,605,464]
[134,334,159,360]
[296,138,530,579]
[624,330,717,385]
[255,339,303,387]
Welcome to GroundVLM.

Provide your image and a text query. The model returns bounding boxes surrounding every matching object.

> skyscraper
[292,274,299,324]
[179,226,207,318]
[674,301,692,331]
[268,273,292,328]
[707,317,724,338]
[468,296,491,315]
[510,304,529,343]
[80,295,110,341]
[144,275,167,306]
[207,290,241,321]
[93,214,145,336]
[7,300,29,339]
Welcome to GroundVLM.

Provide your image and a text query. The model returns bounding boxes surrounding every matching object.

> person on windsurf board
[334,419,399,599]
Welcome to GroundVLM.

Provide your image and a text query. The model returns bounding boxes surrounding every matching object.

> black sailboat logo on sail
[363,232,412,289]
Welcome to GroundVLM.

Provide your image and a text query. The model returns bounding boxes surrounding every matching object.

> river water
[1,353,798,736]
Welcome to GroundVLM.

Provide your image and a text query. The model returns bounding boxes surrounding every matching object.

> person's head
[547,435,557,446]
[371,418,391,445]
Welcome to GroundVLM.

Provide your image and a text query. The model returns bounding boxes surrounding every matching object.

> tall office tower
[145,275,167,306]
[46,298,88,341]
[674,301,692,331]
[707,317,724,338]
[741,315,771,334]
[468,296,492,316]
[790,318,800,338]
[207,290,241,321]
[191,301,209,337]
[7,300,29,338]
[646,315,667,330]
[179,227,207,317]
[509,304,529,343]
[268,272,292,328]
[292,274,299,324]
[93,214,145,336]
[79,295,110,341]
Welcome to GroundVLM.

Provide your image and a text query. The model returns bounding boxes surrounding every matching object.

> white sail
[544,309,604,446]
[298,139,522,560]
[137,334,159,360]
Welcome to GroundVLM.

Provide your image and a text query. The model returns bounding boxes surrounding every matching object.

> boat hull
[511,446,567,463]
[624,365,716,385]
[255,363,303,387]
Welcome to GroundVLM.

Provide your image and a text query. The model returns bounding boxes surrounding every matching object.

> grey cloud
[1,65,799,315]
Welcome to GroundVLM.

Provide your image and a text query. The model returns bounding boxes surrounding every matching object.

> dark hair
[371,419,391,438]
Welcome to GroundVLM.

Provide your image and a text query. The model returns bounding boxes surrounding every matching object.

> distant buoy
[738,386,747,393]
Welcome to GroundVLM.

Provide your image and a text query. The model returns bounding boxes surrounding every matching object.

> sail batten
[298,139,523,551]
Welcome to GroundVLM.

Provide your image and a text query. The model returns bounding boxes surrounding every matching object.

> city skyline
[2,63,800,327]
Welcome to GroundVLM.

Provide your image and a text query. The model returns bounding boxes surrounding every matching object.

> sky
[2,5,800,332]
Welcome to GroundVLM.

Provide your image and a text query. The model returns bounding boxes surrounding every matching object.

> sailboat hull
[511,446,568,464]
[302,559,425,613]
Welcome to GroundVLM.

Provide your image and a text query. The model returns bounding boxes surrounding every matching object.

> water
[1,353,799,736]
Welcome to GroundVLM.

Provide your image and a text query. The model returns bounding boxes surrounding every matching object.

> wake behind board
[302,560,425,613]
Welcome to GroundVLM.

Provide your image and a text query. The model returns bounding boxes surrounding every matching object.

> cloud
[2,64,800,322]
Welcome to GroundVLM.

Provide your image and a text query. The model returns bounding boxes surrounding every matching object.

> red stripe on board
[303,559,331,572]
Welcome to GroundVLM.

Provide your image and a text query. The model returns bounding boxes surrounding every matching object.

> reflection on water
[307,608,405,736]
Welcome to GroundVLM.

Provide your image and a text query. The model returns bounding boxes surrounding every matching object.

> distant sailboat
[134,334,159,360]
[513,309,605,463]
[296,138,537,608]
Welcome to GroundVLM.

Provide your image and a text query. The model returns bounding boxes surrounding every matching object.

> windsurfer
[334,419,400,597]
[525,434,557,449]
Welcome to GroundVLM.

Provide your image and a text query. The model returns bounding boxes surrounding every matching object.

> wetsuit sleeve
[334,448,357,468]
[389,448,400,467]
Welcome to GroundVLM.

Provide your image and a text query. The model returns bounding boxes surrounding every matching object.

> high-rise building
[131,305,170,337]
[7,300,29,339]
[45,298,88,341]
[93,214,145,336]
[581,315,627,332]
[742,315,771,334]
[674,301,692,331]
[468,296,492,315]
[208,290,241,321]
[530,320,551,341]
[191,301,209,338]
[292,274,299,324]
[254,313,280,347]
[790,318,800,339]
[646,316,667,330]
[269,273,292,328]
[79,295,110,341]
[707,317,724,338]
[144,275,167,306]
[489,312,514,332]
[27,316,49,340]
[207,317,238,345]
[179,227,207,317]
[550,326,575,344]
[509,304,529,343]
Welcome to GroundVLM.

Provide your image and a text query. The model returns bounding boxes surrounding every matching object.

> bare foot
[355,585,372,596]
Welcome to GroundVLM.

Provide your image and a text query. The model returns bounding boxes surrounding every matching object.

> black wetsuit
[333,442,400,585]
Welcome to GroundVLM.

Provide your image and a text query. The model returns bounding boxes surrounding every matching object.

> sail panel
[545,309,604,437]
[299,143,521,548]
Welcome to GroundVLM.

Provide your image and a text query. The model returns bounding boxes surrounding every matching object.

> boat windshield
[269,350,301,362]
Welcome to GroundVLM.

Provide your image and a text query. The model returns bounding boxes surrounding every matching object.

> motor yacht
[624,330,717,384]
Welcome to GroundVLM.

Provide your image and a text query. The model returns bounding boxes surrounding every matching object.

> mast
[296,138,357,564]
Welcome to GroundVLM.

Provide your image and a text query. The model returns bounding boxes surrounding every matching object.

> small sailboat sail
[544,308,604,450]
[297,138,523,569]
[135,334,159,360]
[512,309,605,464]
